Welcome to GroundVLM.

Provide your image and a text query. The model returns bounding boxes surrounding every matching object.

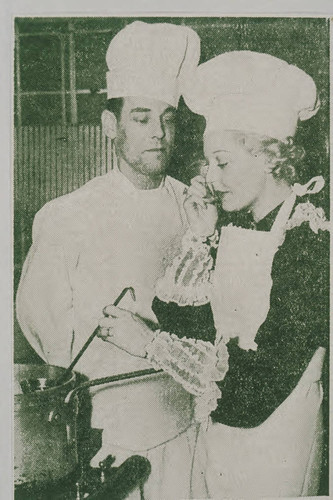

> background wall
[14,16,330,355]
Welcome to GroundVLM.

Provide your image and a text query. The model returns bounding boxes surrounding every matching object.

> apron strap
[271,176,325,236]
[293,176,325,197]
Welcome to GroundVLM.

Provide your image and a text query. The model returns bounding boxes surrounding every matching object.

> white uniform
[16,168,198,499]
[17,20,202,499]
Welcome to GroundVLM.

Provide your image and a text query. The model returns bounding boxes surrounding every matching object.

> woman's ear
[101,109,117,139]
[264,162,274,175]
[261,155,274,175]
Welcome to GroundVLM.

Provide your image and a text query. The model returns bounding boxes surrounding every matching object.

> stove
[15,454,151,499]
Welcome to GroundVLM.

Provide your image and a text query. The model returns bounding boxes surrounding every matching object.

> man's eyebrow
[129,106,176,115]
[130,107,151,113]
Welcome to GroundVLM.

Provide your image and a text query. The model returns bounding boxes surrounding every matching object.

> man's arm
[16,205,76,368]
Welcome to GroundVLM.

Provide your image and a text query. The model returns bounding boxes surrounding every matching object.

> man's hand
[184,175,218,238]
[97,305,155,358]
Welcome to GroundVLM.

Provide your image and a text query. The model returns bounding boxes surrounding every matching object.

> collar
[219,204,283,232]
[112,162,166,195]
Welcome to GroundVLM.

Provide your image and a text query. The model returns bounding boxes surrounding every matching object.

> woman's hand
[184,174,218,238]
[97,305,155,358]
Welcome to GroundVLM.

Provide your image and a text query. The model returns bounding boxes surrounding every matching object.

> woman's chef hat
[106,21,200,108]
[183,51,320,141]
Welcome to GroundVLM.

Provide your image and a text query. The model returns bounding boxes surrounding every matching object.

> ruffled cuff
[155,229,219,306]
[145,330,229,396]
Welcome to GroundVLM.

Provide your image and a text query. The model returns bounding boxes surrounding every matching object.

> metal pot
[14,364,159,490]
[14,364,79,488]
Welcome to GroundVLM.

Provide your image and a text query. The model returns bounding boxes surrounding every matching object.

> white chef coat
[16,168,195,441]
[16,167,187,373]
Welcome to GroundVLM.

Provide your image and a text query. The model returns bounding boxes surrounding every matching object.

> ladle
[55,286,136,386]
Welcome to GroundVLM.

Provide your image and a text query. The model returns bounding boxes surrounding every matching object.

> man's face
[115,96,176,178]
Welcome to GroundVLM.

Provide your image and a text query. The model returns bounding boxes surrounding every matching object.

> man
[16,21,200,499]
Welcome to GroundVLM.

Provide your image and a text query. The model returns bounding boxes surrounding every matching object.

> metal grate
[14,124,113,270]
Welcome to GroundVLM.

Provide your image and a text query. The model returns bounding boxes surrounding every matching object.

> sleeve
[155,228,218,307]
[16,205,76,367]
[149,226,224,421]
[145,331,229,422]
[212,226,329,428]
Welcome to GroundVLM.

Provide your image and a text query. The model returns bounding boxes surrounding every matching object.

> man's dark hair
[106,97,124,121]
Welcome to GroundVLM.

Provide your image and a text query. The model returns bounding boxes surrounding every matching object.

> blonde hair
[232,131,305,185]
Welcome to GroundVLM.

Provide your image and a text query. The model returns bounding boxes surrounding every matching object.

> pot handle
[64,367,162,405]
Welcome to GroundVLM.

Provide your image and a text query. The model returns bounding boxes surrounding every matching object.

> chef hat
[183,51,320,141]
[106,21,200,108]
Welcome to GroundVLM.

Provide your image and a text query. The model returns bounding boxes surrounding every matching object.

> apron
[193,176,326,499]
[193,347,325,499]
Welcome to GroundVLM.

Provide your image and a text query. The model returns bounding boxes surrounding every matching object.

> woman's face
[204,130,268,213]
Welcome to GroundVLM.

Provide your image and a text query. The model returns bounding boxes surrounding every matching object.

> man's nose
[151,118,165,139]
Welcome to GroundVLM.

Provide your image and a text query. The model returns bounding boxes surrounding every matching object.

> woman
[98,51,329,498]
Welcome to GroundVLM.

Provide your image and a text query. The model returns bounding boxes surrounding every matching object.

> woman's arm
[97,303,229,421]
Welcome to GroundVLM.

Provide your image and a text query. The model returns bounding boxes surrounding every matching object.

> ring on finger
[100,326,113,338]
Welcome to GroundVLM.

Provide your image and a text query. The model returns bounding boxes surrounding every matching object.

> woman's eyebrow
[213,149,231,154]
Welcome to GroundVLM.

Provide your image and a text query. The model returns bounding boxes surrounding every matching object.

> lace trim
[285,202,330,234]
[155,229,218,306]
[145,331,228,395]
[145,330,228,422]
[194,383,222,422]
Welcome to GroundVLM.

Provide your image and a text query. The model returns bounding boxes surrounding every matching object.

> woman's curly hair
[234,132,305,185]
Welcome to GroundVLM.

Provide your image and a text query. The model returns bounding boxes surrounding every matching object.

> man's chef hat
[183,51,320,141]
[106,21,200,108]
